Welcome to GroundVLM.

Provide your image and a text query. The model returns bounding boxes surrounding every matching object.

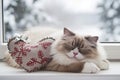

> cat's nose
[73,52,78,55]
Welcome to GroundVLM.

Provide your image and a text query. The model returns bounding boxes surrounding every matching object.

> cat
[4,27,109,73]
[45,28,109,73]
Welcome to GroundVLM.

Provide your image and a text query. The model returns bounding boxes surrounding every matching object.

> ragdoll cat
[4,27,109,73]
[45,28,109,73]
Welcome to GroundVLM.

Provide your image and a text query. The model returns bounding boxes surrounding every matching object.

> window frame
[101,43,120,60]
[0,0,120,60]
[0,0,7,59]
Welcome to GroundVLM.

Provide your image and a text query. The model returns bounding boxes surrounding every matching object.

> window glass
[2,0,120,42]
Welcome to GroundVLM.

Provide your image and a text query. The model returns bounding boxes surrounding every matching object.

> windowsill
[0,62,120,76]
[0,62,120,80]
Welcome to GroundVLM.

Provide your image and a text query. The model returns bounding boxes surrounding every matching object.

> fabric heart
[8,37,55,72]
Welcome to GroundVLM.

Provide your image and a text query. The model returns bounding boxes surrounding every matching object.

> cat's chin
[74,57,84,61]
[71,58,83,61]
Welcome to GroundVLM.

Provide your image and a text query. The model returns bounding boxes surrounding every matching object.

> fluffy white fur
[5,27,109,73]
[81,62,100,73]
[49,28,109,73]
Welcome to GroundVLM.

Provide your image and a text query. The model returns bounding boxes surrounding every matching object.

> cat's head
[54,28,99,60]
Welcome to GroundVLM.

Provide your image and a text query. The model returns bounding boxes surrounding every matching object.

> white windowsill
[0,62,120,80]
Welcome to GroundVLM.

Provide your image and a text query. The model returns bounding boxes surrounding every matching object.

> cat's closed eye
[90,45,96,48]
[63,43,74,51]
[78,47,93,54]
[71,40,77,48]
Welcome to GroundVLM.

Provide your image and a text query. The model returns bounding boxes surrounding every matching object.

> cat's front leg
[81,62,100,73]
[98,60,109,70]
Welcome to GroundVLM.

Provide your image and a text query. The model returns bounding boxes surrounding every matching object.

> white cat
[4,27,109,73]
[45,28,109,73]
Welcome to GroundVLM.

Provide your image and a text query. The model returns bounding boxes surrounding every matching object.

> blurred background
[2,0,120,42]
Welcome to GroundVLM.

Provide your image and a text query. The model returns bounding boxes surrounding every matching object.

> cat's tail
[3,51,20,68]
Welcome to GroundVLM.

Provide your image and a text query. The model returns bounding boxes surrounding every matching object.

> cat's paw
[99,60,109,70]
[4,53,20,68]
[81,62,100,73]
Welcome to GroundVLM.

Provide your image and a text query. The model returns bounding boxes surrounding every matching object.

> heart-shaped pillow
[7,36,55,72]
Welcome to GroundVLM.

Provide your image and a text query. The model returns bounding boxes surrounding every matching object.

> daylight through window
[2,0,120,42]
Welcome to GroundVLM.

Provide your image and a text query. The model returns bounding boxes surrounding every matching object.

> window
[0,0,120,60]
[0,0,7,59]
[2,0,120,42]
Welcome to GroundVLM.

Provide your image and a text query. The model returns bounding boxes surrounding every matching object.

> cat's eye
[90,45,96,48]
[64,43,74,51]
[62,38,66,40]
[65,47,74,51]
[72,41,74,46]
[72,40,77,47]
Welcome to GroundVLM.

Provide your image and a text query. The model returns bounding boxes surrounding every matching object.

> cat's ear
[64,28,75,36]
[62,28,75,40]
[85,36,99,43]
